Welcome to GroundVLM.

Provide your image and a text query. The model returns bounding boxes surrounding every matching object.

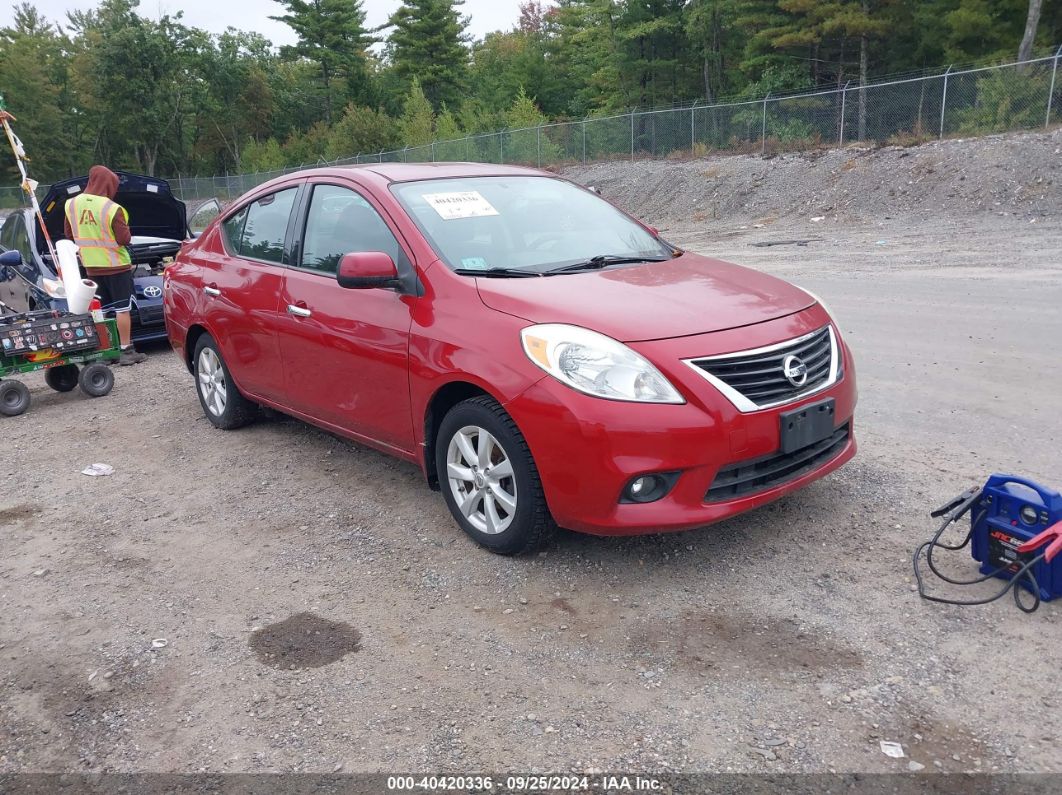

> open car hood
[40,172,187,250]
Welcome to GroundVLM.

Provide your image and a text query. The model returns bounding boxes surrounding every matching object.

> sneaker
[119,348,148,366]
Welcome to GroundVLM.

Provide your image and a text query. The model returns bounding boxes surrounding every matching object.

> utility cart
[0,304,119,417]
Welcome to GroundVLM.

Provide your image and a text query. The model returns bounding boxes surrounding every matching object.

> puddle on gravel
[551,598,577,615]
[0,504,36,523]
[249,613,361,670]
[632,609,863,673]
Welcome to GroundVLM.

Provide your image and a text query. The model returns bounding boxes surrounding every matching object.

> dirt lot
[1,132,1061,779]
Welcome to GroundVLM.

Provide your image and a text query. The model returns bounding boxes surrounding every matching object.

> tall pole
[537,126,542,167]
[839,81,850,146]
[761,94,769,154]
[1047,45,1062,128]
[582,119,587,164]
[630,112,635,162]
[939,66,953,139]
[690,101,696,152]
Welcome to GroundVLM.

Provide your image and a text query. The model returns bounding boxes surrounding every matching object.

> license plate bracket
[779,398,836,454]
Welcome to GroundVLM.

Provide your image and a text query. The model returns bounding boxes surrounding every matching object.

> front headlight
[41,277,66,299]
[521,324,684,404]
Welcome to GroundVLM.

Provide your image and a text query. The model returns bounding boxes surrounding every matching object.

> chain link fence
[2,48,1060,210]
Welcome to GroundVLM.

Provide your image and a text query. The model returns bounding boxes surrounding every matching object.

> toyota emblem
[143,285,162,298]
[782,354,809,387]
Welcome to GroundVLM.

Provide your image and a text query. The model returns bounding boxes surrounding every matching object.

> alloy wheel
[197,347,228,417]
[446,425,518,535]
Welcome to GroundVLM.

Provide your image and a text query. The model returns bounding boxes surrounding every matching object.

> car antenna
[0,94,60,267]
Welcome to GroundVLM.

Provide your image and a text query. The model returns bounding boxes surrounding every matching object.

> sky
[0,0,533,46]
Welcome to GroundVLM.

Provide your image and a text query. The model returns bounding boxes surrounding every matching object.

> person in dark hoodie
[63,165,146,365]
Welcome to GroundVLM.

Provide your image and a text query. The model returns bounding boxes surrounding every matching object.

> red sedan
[164,164,857,554]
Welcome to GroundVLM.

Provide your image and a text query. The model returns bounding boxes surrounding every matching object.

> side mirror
[337,251,399,290]
[0,249,23,268]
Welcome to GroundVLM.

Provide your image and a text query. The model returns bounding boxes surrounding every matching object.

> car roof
[262,161,550,188]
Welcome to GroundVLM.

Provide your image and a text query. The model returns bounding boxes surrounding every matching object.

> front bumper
[507,309,858,536]
[132,302,168,343]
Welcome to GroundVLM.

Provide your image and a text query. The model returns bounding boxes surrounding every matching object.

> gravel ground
[1,131,1060,778]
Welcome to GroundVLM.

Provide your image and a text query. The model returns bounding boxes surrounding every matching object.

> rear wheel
[79,363,114,397]
[194,334,256,429]
[45,364,79,393]
[436,396,556,555]
[0,379,31,416]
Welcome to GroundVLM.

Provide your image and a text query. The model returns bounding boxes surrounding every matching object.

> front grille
[706,423,850,502]
[134,304,165,325]
[687,326,837,411]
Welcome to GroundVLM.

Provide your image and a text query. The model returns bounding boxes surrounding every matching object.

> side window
[13,219,33,264]
[240,188,298,264]
[0,216,13,250]
[221,205,248,253]
[300,184,402,275]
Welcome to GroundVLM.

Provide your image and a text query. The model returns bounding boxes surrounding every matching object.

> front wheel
[0,379,30,417]
[436,396,556,555]
[193,334,256,429]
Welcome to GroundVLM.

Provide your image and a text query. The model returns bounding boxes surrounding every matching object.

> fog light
[621,472,680,504]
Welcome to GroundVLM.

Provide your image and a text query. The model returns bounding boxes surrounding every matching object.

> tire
[79,362,114,397]
[45,364,80,393]
[193,334,256,430]
[435,396,556,555]
[0,379,31,417]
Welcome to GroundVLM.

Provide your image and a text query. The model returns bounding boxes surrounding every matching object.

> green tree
[271,0,374,123]
[387,0,470,111]
[327,104,400,158]
[194,31,276,173]
[71,0,205,176]
[0,4,72,181]
[685,0,745,102]
[398,78,436,146]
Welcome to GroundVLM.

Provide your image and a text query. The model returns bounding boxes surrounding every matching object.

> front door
[277,182,416,453]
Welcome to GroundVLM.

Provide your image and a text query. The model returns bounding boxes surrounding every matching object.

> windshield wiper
[547,254,669,274]
[453,267,542,278]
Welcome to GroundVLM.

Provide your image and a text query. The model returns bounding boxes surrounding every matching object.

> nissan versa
[163,164,857,554]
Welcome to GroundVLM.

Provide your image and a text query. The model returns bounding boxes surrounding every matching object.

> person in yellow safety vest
[63,165,146,366]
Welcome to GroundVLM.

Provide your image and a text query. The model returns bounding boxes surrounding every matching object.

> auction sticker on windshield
[424,191,500,221]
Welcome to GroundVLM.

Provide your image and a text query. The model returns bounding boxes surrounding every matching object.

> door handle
[203,286,220,297]
[287,304,312,318]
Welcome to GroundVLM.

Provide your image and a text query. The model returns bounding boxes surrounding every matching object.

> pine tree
[387,0,470,111]
[399,78,437,146]
[270,0,374,123]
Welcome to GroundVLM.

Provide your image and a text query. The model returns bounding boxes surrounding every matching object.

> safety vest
[65,193,131,269]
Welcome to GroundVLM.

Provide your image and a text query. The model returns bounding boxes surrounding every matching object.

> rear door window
[221,206,248,253]
[241,189,298,263]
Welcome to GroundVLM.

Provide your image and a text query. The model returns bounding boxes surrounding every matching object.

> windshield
[391,176,670,274]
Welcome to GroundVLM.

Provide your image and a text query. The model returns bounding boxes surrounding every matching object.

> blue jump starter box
[970,474,1062,602]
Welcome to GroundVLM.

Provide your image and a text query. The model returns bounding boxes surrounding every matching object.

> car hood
[40,171,187,245]
[474,253,816,342]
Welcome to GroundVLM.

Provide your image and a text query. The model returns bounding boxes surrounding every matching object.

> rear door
[276,181,416,453]
[197,184,301,401]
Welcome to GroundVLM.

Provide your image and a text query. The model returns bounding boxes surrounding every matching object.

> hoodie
[64,165,133,274]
